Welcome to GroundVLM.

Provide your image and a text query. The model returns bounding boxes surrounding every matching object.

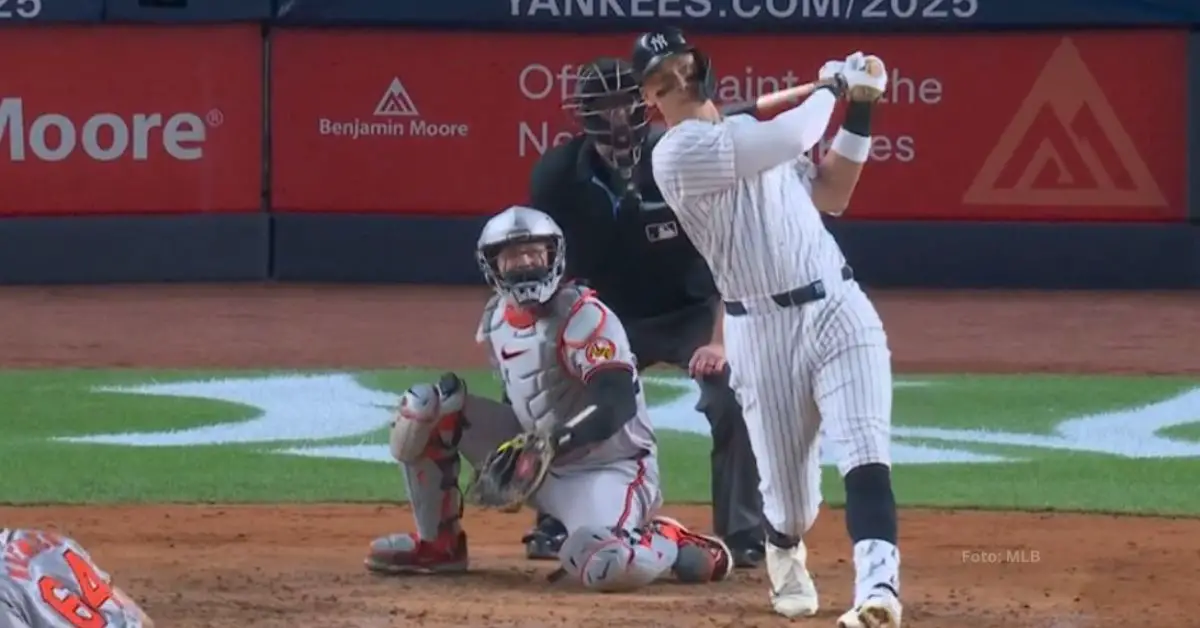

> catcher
[364,205,734,591]
[1,528,154,627]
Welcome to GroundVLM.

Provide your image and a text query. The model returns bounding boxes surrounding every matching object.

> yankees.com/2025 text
[0,98,215,162]
[510,0,979,20]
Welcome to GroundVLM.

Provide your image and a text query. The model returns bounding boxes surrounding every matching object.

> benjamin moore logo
[373,78,419,118]
[963,38,1165,208]
[316,76,469,140]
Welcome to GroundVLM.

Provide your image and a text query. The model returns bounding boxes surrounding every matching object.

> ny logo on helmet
[648,34,669,52]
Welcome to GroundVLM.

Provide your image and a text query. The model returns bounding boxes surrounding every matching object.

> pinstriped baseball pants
[723,282,893,539]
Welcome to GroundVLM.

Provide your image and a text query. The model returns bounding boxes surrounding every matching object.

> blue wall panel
[271,215,1200,289]
[0,214,270,284]
[272,214,489,284]
[825,220,1199,289]
[105,0,273,22]
[0,0,103,23]
[273,0,1200,30]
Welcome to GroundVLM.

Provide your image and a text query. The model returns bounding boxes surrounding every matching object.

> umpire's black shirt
[529,132,716,321]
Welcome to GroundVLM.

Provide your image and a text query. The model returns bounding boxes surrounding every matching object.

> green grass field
[3,369,1199,515]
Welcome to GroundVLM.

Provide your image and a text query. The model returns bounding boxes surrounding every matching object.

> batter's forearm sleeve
[731,88,837,178]
[558,367,638,456]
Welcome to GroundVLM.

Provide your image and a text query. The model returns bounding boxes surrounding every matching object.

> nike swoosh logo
[500,347,528,360]
[641,201,669,210]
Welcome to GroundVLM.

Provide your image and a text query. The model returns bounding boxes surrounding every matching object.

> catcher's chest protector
[0,529,145,628]
[477,286,658,467]
[477,286,595,438]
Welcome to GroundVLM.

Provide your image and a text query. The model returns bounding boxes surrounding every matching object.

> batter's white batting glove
[841,52,888,102]
[818,59,845,82]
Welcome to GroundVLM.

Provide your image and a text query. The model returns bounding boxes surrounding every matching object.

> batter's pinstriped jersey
[651,115,847,300]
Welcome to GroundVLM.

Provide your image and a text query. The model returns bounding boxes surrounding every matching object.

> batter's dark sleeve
[554,368,638,456]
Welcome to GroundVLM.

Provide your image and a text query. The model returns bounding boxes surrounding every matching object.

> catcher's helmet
[476,206,566,307]
[631,27,716,101]
[562,57,649,190]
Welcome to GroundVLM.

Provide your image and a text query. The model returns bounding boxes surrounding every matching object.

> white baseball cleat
[766,540,820,618]
[837,591,902,628]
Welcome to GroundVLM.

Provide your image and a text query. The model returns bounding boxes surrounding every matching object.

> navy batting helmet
[631,27,716,101]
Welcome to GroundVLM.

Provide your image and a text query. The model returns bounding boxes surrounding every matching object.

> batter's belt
[723,265,853,317]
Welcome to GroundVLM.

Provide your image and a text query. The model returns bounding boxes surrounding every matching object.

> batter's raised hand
[688,343,727,378]
[841,52,887,102]
[818,59,844,82]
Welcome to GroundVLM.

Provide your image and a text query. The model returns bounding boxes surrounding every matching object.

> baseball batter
[364,205,734,592]
[632,29,902,627]
[0,528,154,627]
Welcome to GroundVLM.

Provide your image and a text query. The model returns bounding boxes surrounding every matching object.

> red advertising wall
[271,30,1186,221]
[0,26,262,216]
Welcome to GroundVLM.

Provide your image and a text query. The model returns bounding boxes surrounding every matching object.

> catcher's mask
[476,206,567,308]
[631,28,717,103]
[563,57,650,197]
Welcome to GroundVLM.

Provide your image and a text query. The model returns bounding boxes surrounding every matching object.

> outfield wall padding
[271,214,1200,289]
[0,214,270,284]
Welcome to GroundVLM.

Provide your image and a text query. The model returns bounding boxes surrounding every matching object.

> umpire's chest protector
[476,286,594,438]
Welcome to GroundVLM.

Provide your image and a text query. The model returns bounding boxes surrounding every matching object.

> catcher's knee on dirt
[558,525,676,592]
[389,375,467,464]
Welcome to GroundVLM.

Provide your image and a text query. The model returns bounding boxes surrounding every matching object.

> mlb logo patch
[645,221,679,242]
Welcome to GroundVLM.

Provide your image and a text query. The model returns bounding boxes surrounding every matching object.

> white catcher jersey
[476,284,656,467]
[0,529,143,628]
[652,115,848,300]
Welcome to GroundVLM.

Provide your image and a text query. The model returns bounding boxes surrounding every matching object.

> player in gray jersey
[365,205,734,592]
[0,528,153,628]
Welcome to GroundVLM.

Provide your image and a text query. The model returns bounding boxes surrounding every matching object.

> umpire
[520,57,766,568]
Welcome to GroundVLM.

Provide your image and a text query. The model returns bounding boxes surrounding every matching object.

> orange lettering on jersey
[38,548,113,628]
[963,38,1165,208]
[584,338,617,364]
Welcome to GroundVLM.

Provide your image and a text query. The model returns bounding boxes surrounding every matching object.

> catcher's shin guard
[390,373,467,462]
[396,374,468,540]
[557,525,677,592]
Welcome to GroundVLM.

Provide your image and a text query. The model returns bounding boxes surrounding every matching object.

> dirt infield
[1,285,1198,627]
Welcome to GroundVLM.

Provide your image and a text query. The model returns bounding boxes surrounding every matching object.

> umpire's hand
[689,343,727,378]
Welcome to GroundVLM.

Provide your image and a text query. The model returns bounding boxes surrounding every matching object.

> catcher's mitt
[467,432,556,513]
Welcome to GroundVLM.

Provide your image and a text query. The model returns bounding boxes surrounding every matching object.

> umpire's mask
[563,57,650,198]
